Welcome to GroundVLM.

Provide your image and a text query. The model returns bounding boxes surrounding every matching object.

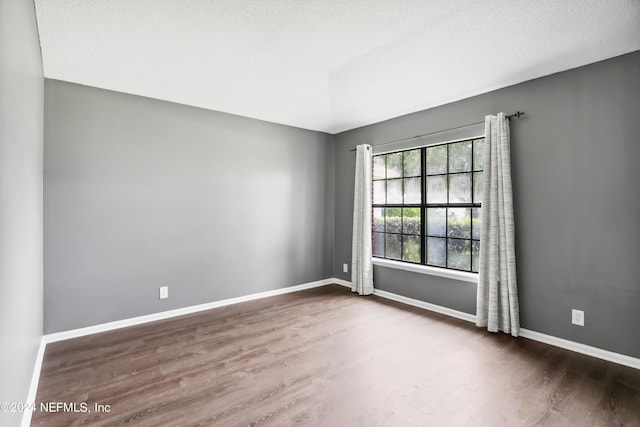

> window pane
[473,139,484,171]
[448,239,471,270]
[373,180,385,204]
[387,153,402,178]
[426,145,447,175]
[403,149,421,177]
[473,171,483,204]
[385,234,401,259]
[472,240,480,272]
[402,208,421,235]
[387,179,402,204]
[403,177,421,204]
[426,208,446,237]
[373,232,385,257]
[427,237,446,267]
[449,141,472,173]
[385,208,401,233]
[373,208,385,232]
[402,235,421,262]
[373,140,483,271]
[373,156,386,179]
[426,175,447,203]
[472,208,481,240]
[449,173,472,203]
[448,208,471,239]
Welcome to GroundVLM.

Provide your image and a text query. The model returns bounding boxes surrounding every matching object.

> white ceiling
[34,0,640,134]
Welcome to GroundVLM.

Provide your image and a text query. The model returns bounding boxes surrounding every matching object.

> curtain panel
[351,144,374,295]
[476,113,520,336]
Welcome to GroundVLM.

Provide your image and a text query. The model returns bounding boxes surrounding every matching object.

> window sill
[372,258,478,283]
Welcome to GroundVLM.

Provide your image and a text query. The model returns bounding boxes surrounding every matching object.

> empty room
[2,0,640,426]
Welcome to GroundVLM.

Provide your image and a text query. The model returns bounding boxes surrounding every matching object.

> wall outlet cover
[343,263,349,273]
[571,309,584,326]
[159,286,169,299]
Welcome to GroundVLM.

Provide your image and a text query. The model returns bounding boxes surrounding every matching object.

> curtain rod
[350,111,525,151]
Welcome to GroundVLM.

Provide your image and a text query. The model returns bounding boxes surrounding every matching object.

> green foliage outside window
[372,138,484,272]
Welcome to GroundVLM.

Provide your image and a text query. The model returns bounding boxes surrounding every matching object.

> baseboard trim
[332,278,351,288]
[372,288,476,323]
[44,278,336,343]
[32,278,639,415]
[518,329,640,370]
[341,281,640,371]
[21,337,46,427]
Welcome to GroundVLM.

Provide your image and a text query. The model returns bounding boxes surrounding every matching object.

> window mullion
[470,140,474,270]
[421,147,426,265]
[373,138,482,272]
[400,152,404,261]
[445,143,449,269]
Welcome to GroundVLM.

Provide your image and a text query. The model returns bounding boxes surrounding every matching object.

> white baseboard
[372,288,476,323]
[28,279,338,425]
[354,283,640,371]
[21,337,46,427]
[332,278,351,288]
[44,278,336,343]
[29,277,639,418]
[518,329,640,370]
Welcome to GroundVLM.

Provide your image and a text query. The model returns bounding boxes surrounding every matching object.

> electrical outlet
[343,263,349,273]
[571,309,584,326]
[159,286,169,299]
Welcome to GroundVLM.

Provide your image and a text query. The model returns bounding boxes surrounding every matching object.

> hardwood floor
[33,285,640,426]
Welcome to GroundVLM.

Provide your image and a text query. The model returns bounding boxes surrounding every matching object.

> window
[372,138,484,272]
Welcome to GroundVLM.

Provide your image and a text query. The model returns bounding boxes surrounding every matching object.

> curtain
[476,113,520,336]
[351,144,374,295]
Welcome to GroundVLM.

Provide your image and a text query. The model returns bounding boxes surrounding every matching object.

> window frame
[372,137,484,275]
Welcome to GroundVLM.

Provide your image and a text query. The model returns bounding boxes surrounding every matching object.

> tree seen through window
[372,138,484,272]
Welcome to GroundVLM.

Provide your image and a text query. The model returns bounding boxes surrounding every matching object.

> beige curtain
[476,113,519,336]
[351,144,373,295]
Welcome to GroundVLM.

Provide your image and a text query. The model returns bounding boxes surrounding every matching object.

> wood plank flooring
[32,285,640,426]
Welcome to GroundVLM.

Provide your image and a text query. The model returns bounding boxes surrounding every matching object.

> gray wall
[334,51,640,359]
[0,0,44,424]
[44,80,334,333]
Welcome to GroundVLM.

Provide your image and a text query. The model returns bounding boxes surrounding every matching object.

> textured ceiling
[35,0,640,133]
